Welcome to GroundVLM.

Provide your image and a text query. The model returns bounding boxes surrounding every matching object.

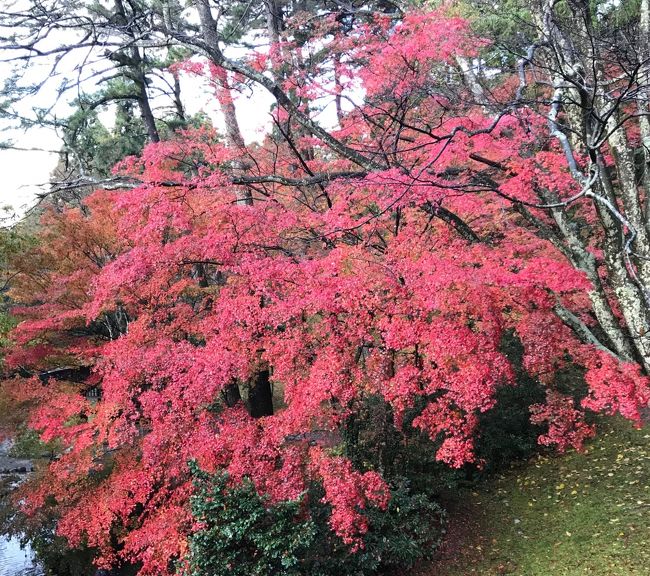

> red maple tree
[3,7,649,574]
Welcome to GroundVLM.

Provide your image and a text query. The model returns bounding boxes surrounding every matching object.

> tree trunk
[222,380,242,407]
[196,1,253,205]
[265,0,281,45]
[137,78,160,143]
[248,369,274,418]
[639,0,650,231]
[172,69,186,123]
[113,0,160,143]
[523,0,650,371]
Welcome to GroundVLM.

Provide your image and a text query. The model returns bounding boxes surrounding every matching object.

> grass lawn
[418,417,650,576]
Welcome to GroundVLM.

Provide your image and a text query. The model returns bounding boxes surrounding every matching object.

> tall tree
[463,0,650,369]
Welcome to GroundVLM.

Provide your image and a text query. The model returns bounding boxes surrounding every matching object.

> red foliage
[3,8,649,574]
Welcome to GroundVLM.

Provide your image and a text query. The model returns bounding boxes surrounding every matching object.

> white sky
[0,24,348,224]
[0,72,276,223]
[0,76,344,224]
[0,129,61,222]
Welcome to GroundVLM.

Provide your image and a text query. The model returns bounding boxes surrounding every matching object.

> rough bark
[114,0,160,143]
[264,0,281,45]
[525,0,650,371]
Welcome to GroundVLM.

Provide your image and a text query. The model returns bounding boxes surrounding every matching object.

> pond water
[0,535,42,576]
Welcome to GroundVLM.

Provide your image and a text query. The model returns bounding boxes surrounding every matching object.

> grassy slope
[418,418,650,576]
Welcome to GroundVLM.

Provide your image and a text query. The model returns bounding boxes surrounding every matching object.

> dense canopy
[1,0,650,573]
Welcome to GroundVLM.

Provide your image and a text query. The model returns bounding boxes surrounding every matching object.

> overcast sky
[0,27,347,226]
[0,78,347,224]
[0,71,278,224]
[0,129,61,222]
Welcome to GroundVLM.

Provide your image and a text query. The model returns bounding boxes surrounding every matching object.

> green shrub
[184,462,317,576]
[185,465,445,576]
[29,533,99,576]
[342,395,466,495]
[473,375,546,473]
[305,479,445,576]
[470,330,549,474]
[362,479,445,569]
